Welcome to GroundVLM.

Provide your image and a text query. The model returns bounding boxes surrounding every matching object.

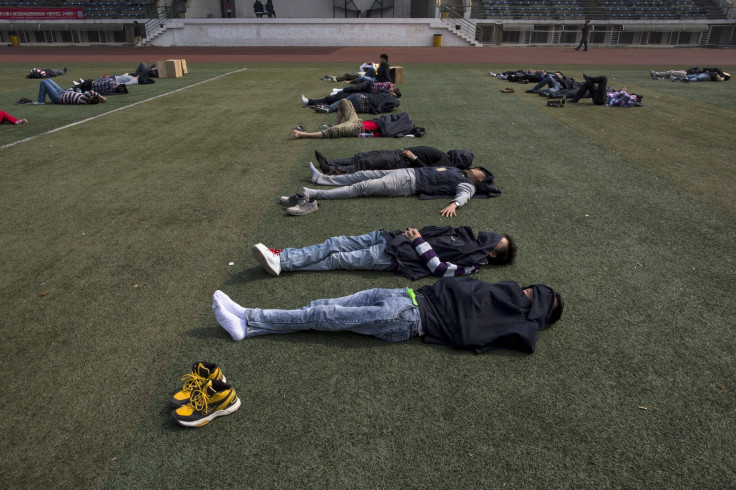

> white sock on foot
[214,290,246,317]
[309,162,322,182]
[212,290,246,341]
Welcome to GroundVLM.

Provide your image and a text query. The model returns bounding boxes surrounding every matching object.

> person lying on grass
[293,98,423,139]
[568,75,642,107]
[35,79,107,105]
[301,79,401,113]
[251,225,515,279]
[1,111,28,125]
[26,67,67,79]
[313,146,473,174]
[281,160,500,217]
[212,277,564,354]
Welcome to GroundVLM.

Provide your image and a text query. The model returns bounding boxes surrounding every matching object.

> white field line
[1,67,248,151]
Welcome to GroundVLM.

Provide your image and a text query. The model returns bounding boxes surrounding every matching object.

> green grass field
[1,61,735,488]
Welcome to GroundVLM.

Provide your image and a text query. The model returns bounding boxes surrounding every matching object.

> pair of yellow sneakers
[171,362,241,428]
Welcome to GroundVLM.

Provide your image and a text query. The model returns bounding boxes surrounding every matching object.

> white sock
[302,186,315,198]
[212,290,246,341]
[308,162,322,182]
[214,290,246,317]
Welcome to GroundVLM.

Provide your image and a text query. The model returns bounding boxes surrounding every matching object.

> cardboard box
[157,59,183,78]
[179,59,188,74]
[390,66,403,83]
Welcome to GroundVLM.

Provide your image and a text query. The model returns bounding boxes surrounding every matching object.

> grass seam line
[0,67,248,151]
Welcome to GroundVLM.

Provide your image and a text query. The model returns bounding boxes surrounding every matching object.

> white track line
[1,67,248,151]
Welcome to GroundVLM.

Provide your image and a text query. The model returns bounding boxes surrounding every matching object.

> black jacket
[382,226,503,280]
[372,112,425,138]
[376,61,392,83]
[416,278,558,353]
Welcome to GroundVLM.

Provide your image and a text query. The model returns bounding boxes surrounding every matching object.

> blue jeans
[531,76,561,93]
[38,79,64,104]
[244,288,421,341]
[280,231,394,272]
[686,73,711,82]
[354,66,378,83]
[305,168,417,199]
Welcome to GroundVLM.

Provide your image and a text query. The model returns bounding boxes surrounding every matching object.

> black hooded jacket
[382,226,503,280]
[416,278,558,353]
[372,112,425,138]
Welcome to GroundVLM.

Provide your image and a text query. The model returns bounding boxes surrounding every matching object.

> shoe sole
[252,243,280,276]
[173,396,241,428]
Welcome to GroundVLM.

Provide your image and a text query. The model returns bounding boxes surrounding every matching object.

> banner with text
[0,8,85,20]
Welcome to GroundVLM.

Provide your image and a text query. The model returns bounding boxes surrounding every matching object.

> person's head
[134,20,138,24]
[88,93,106,104]
[466,167,489,184]
[585,18,590,23]
[487,234,517,266]
[380,53,389,63]
[523,285,564,328]
[390,87,401,98]
[115,83,129,94]
[549,293,564,325]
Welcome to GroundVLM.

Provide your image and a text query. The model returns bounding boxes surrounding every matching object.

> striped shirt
[412,238,481,278]
[59,90,101,105]
[92,78,118,94]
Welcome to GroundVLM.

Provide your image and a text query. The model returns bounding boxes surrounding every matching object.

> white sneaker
[252,243,282,276]
[32,101,45,105]
[301,94,309,106]
[286,199,318,216]
[329,76,337,82]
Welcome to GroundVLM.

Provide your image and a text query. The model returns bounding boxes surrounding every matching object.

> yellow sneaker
[172,379,241,428]
[171,362,226,407]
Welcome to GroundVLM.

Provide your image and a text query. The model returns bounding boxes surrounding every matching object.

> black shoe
[315,150,331,173]
[63,67,67,74]
[582,73,590,80]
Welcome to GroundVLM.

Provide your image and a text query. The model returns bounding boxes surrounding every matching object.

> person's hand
[440,203,458,217]
[401,150,416,160]
[403,227,421,240]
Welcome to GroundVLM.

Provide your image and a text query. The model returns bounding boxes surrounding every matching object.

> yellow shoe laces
[189,388,212,414]
[180,372,206,393]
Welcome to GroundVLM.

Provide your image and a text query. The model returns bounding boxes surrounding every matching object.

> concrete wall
[153,18,469,46]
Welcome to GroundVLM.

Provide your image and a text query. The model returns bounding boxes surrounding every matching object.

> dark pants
[572,76,607,105]
[326,150,408,173]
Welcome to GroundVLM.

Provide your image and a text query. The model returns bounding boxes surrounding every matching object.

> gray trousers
[306,169,417,199]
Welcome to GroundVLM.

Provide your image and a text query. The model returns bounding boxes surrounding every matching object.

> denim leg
[244,288,420,341]
[328,100,341,112]
[531,79,547,91]
[38,79,63,104]
[280,231,393,272]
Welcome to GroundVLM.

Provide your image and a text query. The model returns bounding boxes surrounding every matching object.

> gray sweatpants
[304,168,417,199]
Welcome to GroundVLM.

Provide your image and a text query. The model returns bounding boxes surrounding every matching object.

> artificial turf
[1,62,734,488]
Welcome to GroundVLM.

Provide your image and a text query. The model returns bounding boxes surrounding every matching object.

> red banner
[0,8,84,20]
